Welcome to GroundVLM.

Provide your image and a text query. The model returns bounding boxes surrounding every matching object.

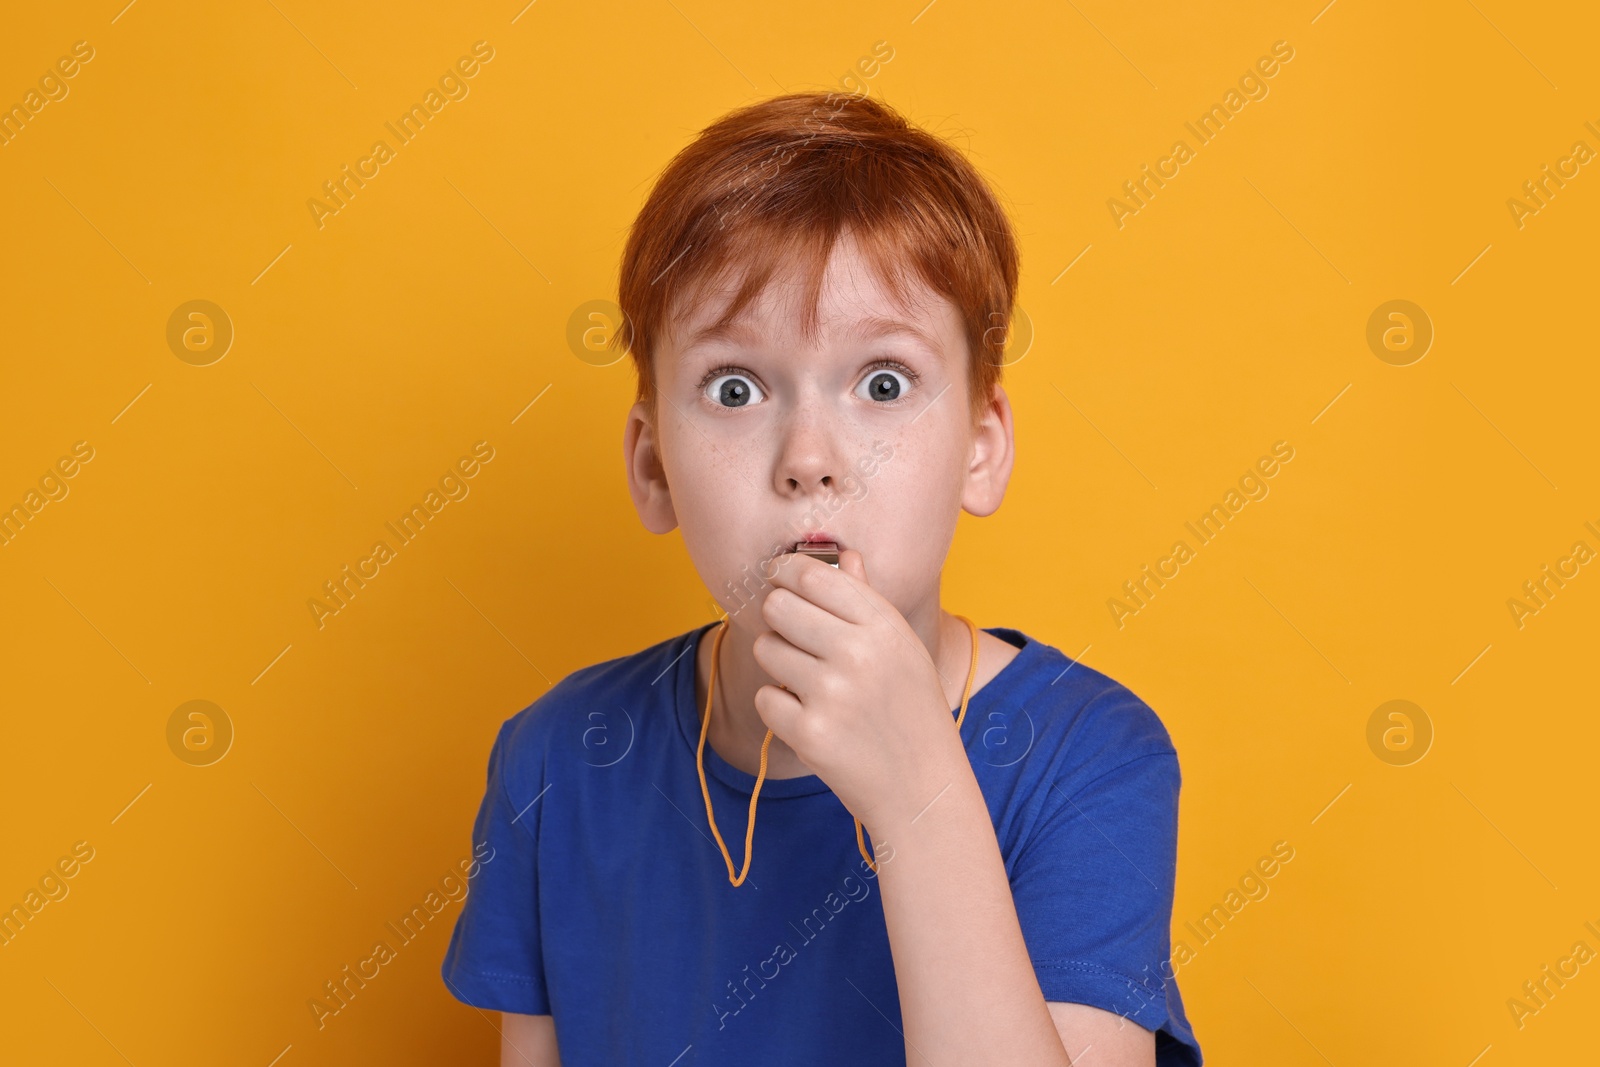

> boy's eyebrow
[679,318,761,356]
[841,315,944,358]
[678,314,943,359]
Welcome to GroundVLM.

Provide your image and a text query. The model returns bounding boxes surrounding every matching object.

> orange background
[2,1,1596,1064]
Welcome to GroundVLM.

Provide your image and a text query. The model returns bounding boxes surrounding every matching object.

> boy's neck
[692,605,1006,781]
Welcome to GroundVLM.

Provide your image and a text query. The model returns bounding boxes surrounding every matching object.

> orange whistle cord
[695,614,982,886]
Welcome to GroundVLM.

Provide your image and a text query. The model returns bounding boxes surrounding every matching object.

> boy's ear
[623,400,679,534]
[960,383,1015,519]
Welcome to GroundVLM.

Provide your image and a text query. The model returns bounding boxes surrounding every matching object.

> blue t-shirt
[440,621,1202,1065]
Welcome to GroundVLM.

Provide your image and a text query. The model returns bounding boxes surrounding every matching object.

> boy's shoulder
[992,627,1181,780]
[491,625,697,765]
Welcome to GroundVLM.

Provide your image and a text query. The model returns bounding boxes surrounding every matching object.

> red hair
[613,91,1020,429]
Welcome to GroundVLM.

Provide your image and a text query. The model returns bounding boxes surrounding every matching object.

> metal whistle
[792,541,839,567]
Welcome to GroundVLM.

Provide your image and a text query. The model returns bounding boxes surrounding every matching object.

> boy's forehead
[675,310,947,359]
[667,258,956,360]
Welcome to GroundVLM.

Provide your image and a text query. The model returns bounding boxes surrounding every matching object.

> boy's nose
[774,412,843,494]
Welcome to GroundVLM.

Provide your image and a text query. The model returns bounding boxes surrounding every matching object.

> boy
[441,91,1202,1066]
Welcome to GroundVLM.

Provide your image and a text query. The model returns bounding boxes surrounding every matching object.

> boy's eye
[703,371,765,408]
[697,360,920,408]
[856,363,918,403]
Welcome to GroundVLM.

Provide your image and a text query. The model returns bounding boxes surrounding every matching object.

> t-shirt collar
[672,619,1044,798]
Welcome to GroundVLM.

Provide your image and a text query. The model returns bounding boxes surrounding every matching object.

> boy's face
[623,232,1014,629]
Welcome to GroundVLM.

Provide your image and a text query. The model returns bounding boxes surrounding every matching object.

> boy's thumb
[840,548,868,584]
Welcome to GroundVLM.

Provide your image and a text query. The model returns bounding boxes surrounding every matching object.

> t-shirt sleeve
[439,716,552,1014]
[1008,692,1190,1045]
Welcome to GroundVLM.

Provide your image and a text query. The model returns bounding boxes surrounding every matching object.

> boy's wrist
[860,735,977,844]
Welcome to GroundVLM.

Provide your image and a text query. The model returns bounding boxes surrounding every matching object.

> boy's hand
[751,549,970,838]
